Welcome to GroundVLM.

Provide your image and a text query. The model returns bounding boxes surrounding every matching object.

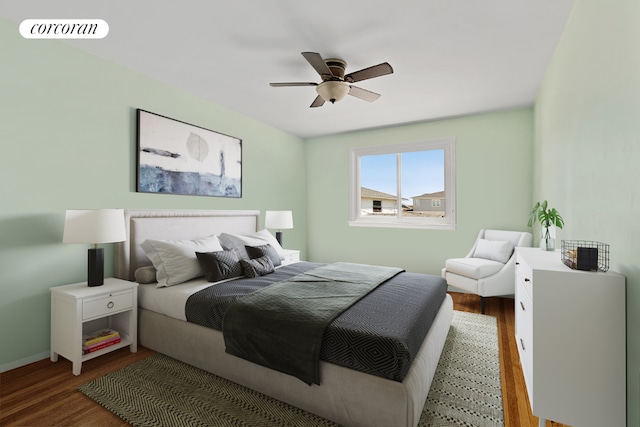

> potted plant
[528,200,564,251]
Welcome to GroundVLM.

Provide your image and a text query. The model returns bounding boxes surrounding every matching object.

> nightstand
[50,278,138,375]
[281,249,301,265]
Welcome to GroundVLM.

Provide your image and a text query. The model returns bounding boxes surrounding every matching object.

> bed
[114,209,453,427]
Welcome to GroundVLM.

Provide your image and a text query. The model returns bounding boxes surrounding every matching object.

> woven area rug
[419,311,503,426]
[79,311,503,427]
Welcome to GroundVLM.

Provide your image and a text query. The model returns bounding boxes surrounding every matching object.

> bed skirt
[137,293,453,427]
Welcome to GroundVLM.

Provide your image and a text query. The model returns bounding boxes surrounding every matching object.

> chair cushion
[473,238,514,263]
[445,257,505,279]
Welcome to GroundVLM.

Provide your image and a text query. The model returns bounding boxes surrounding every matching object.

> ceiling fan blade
[310,95,325,108]
[348,85,381,102]
[302,52,333,78]
[344,62,393,83]
[270,82,318,87]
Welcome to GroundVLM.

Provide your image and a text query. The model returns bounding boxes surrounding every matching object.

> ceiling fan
[270,52,394,108]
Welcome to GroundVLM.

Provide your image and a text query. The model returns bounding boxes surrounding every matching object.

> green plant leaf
[527,201,541,227]
[528,200,564,229]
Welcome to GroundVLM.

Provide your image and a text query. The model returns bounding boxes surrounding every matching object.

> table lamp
[265,210,293,246]
[63,209,126,287]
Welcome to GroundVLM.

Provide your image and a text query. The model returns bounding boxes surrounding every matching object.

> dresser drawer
[515,279,534,399]
[82,290,134,320]
[515,280,533,349]
[515,254,533,298]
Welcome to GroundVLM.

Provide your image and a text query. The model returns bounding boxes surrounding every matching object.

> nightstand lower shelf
[80,337,134,362]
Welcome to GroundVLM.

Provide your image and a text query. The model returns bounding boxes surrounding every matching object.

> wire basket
[561,240,609,272]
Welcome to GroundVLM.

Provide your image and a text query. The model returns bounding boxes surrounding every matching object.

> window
[349,138,456,229]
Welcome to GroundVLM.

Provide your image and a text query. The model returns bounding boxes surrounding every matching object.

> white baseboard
[1,351,50,373]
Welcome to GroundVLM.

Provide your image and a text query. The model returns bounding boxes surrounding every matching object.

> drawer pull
[515,262,520,265]
[107,301,114,309]
[520,338,526,351]
[524,278,531,282]
[520,301,526,311]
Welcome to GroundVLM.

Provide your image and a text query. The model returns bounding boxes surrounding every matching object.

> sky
[360,149,444,200]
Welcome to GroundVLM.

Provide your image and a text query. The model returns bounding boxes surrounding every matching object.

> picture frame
[136,109,242,198]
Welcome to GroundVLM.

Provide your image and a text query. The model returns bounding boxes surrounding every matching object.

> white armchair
[441,229,532,313]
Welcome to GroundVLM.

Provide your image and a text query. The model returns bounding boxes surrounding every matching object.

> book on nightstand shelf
[83,336,121,354]
[82,328,120,353]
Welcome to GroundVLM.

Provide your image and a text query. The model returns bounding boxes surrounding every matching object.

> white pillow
[218,229,285,260]
[473,239,514,264]
[140,235,223,287]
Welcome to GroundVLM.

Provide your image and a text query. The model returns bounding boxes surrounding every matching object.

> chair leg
[481,297,486,314]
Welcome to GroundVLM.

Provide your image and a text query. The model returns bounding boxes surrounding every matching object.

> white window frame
[349,138,456,230]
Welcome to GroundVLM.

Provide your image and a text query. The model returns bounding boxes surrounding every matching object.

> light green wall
[0,18,307,369]
[305,109,534,275]
[534,0,640,425]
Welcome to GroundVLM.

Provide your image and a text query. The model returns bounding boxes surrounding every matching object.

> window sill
[348,220,456,230]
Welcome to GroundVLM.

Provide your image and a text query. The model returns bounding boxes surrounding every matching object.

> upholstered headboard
[114,209,260,281]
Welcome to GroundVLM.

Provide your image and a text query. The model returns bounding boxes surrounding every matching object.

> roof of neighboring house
[361,187,397,201]
[412,190,445,199]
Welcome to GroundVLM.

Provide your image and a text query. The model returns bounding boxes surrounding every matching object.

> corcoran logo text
[20,19,109,39]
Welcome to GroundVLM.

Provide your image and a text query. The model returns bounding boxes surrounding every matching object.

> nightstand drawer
[281,249,300,266]
[82,290,133,320]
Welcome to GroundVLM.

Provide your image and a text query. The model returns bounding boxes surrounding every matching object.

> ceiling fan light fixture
[316,81,349,104]
[271,52,393,108]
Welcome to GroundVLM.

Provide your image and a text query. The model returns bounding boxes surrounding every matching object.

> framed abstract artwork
[136,109,242,198]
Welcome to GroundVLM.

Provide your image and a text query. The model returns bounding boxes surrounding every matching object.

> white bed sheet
[138,278,213,321]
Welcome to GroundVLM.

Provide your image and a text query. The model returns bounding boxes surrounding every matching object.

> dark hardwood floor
[1,292,568,426]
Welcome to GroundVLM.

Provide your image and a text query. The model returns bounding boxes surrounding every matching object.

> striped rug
[79,311,503,427]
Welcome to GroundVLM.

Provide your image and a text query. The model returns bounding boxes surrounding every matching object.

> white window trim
[349,138,456,230]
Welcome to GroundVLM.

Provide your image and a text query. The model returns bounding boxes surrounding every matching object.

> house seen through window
[349,138,456,229]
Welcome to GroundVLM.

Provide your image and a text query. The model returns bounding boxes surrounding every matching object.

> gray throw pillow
[196,250,244,282]
[245,244,281,267]
[240,255,275,278]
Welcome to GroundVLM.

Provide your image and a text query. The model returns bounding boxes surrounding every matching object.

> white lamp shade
[316,81,349,103]
[63,209,126,244]
[265,210,293,230]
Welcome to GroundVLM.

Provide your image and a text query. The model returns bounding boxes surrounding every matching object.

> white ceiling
[1,0,575,138]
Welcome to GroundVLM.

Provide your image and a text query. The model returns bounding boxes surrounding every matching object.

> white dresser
[514,247,626,427]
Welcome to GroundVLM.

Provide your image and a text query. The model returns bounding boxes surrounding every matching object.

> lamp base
[275,231,283,246]
[88,248,104,287]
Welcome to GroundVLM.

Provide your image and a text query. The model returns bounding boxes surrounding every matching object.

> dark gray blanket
[222,262,404,385]
[185,262,447,383]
